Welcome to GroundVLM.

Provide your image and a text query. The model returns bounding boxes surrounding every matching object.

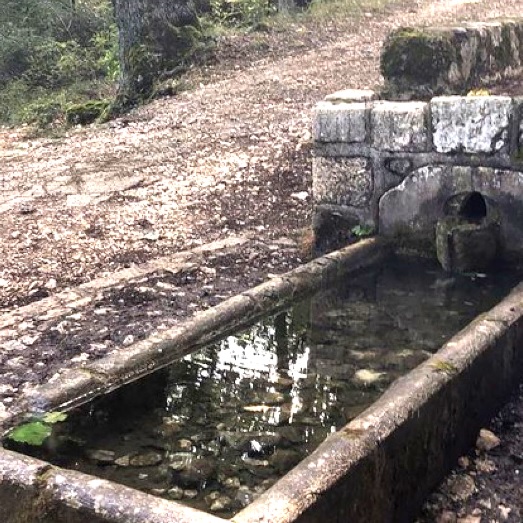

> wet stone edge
[0,448,226,523]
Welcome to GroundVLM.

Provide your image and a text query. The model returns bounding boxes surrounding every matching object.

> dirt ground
[1,0,523,519]
[1,0,522,312]
[418,385,523,523]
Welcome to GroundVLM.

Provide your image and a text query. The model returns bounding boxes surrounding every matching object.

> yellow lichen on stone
[429,359,458,375]
[467,89,491,96]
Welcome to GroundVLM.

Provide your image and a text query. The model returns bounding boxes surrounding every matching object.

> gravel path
[419,385,523,523]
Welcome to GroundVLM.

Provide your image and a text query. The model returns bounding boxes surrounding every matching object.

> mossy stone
[493,25,515,70]
[436,217,499,273]
[381,28,455,85]
[65,100,110,125]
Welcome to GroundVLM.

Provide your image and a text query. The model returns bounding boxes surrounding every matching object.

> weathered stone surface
[381,27,455,96]
[474,457,496,473]
[167,486,184,500]
[476,428,501,452]
[379,165,523,257]
[435,218,499,273]
[313,101,367,143]
[171,456,217,488]
[381,20,523,97]
[128,450,164,467]
[209,495,232,512]
[0,449,225,523]
[445,474,477,502]
[432,96,512,153]
[324,89,376,104]
[46,467,224,523]
[371,101,428,152]
[87,449,116,465]
[22,369,105,414]
[516,96,523,161]
[379,165,473,237]
[385,158,413,176]
[313,157,372,206]
[473,167,523,255]
[450,27,481,85]
[353,369,385,387]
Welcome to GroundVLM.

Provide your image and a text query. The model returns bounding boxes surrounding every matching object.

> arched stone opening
[458,192,487,222]
[378,165,523,263]
[444,191,489,223]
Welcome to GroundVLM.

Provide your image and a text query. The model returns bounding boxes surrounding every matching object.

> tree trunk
[112,0,199,104]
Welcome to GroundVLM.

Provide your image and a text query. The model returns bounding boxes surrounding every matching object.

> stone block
[371,101,428,152]
[0,450,55,523]
[431,96,512,154]
[467,24,490,76]
[474,21,522,71]
[380,27,456,96]
[379,165,474,237]
[518,22,523,62]
[324,89,377,103]
[381,20,523,97]
[516,97,523,159]
[472,167,523,255]
[453,26,480,83]
[435,218,499,273]
[500,21,522,68]
[313,157,372,207]
[313,101,367,143]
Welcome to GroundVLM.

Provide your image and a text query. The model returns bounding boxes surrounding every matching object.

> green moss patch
[65,99,110,125]
[381,27,455,85]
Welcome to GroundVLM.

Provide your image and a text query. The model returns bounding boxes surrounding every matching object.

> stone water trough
[0,236,523,523]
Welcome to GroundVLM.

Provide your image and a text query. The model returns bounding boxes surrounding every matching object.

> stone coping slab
[0,449,224,523]
[380,19,523,98]
[1,237,389,432]
[0,249,522,522]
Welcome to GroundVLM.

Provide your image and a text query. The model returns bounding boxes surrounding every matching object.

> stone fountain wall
[312,90,523,259]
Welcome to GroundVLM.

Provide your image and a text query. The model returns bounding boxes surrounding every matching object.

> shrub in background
[0,0,118,127]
